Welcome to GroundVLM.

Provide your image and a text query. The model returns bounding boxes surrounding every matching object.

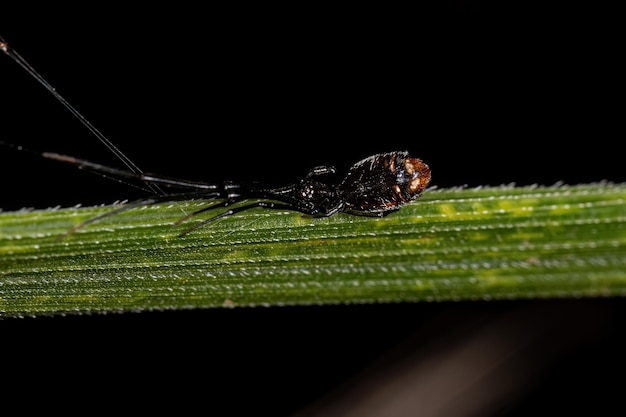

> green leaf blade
[2,183,626,317]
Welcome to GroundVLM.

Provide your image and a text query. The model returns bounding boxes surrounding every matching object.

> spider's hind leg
[173,197,242,226]
[59,191,219,239]
[177,200,295,237]
[59,196,165,239]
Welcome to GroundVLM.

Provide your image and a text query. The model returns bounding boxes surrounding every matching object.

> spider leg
[59,197,161,239]
[178,201,295,237]
[172,197,242,226]
[59,191,221,239]
[42,151,220,191]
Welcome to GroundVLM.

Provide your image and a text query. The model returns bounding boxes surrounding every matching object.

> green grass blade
[1,182,625,318]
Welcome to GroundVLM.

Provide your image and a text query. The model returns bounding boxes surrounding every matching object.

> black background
[1,3,624,416]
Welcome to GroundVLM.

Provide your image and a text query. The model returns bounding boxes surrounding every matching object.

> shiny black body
[251,151,431,218]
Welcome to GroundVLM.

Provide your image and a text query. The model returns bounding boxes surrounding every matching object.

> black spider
[1,38,432,237]
[33,149,431,236]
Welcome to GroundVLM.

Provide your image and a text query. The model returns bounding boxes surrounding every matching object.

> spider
[1,36,431,237]
[3,143,431,237]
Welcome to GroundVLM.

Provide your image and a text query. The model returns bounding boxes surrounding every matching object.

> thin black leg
[173,198,242,226]
[59,191,222,239]
[178,201,295,237]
